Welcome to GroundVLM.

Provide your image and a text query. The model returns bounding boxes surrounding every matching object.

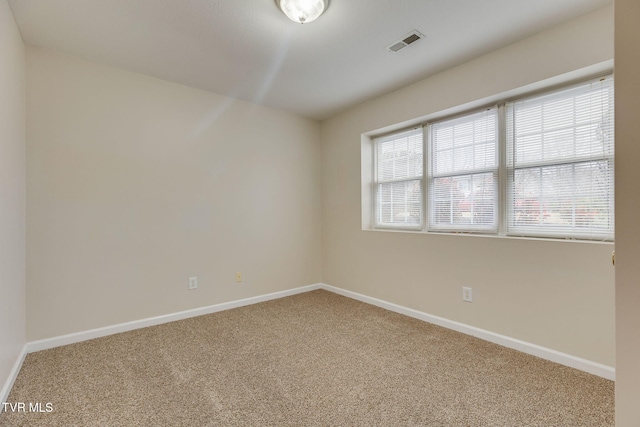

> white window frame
[369,73,614,242]
[427,108,500,233]
[505,77,614,240]
[372,128,424,230]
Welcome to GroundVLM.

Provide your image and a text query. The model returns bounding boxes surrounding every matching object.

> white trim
[22,282,614,381]
[1,344,27,403]
[320,283,615,381]
[26,284,321,353]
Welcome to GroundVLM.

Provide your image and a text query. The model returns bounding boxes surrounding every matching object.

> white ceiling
[8,0,612,120]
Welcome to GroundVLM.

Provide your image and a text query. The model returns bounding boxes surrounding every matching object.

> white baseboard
[320,283,615,381]
[1,344,27,404]
[26,283,322,353]
[23,281,614,381]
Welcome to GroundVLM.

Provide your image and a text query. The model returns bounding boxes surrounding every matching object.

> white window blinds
[428,108,499,232]
[506,78,614,239]
[374,128,423,228]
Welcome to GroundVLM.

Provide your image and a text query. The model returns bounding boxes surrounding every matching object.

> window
[370,75,614,241]
[373,128,423,228]
[429,109,499,232]
[506,79,614,239]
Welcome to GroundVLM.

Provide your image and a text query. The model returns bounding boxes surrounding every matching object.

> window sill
[363,227,614,245]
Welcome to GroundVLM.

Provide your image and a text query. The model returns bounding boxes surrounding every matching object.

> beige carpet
[1,290,613,426]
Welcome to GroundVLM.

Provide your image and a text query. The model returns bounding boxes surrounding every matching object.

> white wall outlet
[462,286,472,302]
[235,272,242,283]
[189,276,198,290]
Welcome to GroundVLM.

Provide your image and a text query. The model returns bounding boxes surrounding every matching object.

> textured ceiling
[8,0,612,120]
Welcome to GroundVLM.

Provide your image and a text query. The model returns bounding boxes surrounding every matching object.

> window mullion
[371,138,377,229]
[498,104,507,235]
[423,125,428,231]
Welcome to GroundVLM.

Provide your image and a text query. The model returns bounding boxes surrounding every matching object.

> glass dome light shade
[278,0,328,24]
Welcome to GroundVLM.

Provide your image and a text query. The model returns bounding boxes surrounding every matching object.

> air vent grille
[403,34,421,45]
[388,42,406,53]
[386,30,425,53]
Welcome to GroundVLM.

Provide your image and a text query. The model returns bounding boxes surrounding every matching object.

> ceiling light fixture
[277,0,328,24]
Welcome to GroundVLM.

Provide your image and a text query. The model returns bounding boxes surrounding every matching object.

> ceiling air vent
[386,30,425,53]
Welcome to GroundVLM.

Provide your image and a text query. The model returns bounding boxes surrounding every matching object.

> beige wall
[0,0,26,395]
[615,0,640,424]
[321,6,616,366]
[26,47,322,341]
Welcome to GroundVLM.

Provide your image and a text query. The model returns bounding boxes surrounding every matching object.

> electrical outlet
[189,276,198,290]
[235,272,242,283]
[462,286,472,302]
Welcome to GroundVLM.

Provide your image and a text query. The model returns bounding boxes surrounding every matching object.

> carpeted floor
[1,289,614,426]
